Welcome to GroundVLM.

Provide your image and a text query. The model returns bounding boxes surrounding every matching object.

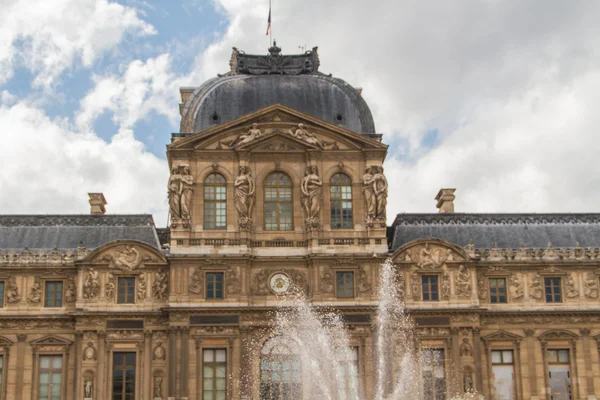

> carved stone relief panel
[529,273,544,301]
[584,272,599,299]
[455,265,472,298]
[152,269,169,300]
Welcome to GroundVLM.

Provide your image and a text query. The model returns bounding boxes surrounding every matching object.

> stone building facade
[0,45,598,400]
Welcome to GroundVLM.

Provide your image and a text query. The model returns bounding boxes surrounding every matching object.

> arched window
[330,173,353,229]
[260,336,301,399]
[264,172,293,231]
[204,173,227,229]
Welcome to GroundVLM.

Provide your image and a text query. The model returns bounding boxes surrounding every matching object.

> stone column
[144,331,152,400]
[181,327,190,400]
[524,329,538,399]
[168,327,177,399]
[239,326,252,399]
[73,331,83,400]
[580,329,594,398]
[15,334,26,400]
[96,331,106,400]
[195,337,202,400]
[472,328,483,393]
[450,327,461,393]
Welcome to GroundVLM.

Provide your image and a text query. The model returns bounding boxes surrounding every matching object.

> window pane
[558,350,569,363]
[502,351,513,364]
[491,351,502,364]
[204,350,214,362]
[216,350,226,362]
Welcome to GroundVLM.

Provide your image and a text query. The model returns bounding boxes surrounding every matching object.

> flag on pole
[266,2,271,35]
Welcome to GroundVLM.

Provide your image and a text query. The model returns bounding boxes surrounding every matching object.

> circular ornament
[269,273,291,294]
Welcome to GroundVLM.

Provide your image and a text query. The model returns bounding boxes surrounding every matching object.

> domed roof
[179,45,376,135]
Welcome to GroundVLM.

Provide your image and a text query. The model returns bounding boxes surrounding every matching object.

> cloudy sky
[2,0,600,227]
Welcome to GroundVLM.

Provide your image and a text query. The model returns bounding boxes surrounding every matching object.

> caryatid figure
[234,165,256,228]
[373,165,388,220]
[301,165,323,226]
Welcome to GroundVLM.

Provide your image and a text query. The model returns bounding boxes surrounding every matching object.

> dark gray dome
[185,73,376,134]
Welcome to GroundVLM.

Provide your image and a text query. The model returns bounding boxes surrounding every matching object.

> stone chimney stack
[435,189,456,213]
[88,193,107,215]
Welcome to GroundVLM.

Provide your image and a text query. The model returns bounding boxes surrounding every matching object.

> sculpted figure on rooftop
[235,165,256,230]
[289,123,324,148]
[237,123,263,146]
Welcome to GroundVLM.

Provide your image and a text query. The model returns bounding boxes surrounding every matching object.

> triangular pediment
[30,334,72,347]
[168,104,387,152]
[482,330,523,342]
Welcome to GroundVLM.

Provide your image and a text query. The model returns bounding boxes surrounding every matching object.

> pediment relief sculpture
[400,242,462,269]
[94,244,161,272]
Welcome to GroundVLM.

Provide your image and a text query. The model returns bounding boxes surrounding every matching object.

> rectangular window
[203,349,227,400]
[547,349,571,400]
[491,350,515,400]
[422,275,439,301]
[489,278,507,303]
[545,277,562,303]
[0,282,4,307]
[38,355,62,400]
[204,185,227,229]
[330,186,353,229]
[336,347,359,400]
[112,352,136,400]
[336,272,354,298]
[206,273,224,299]
[44,281,63,308]
[117,278,135,304]
[421,349,446,400]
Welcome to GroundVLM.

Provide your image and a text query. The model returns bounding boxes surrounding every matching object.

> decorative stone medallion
[269,272,291,294]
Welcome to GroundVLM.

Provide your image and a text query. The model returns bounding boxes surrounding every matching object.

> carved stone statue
[373,165,388,220]
[83,268,100,300]
[113,245,141,271]
[105,272,116,299]
[441,272,451,300]
[411,271,420,300]
[84,377,93,398]
[288,123,324,148]
[7,276,20,303]
[463,372,473,392]
[153,341,166,360]
[137,273,147,301]
[65,277,76,303]
[28,278,42,304]
[584,272,599,299]
[168,164,195,226]
[152,269,169,300]
[509,274,524,300]
[301,165,322,230]
[237,123,262,145]
[234,165,255,230]
[530,273,544,300]
[154,376,163,399]
[362,166,376,222]
[189,267,204,295]
[455,265,472,297]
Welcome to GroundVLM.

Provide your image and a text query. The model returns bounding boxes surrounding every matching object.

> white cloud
[0,0,155,88]
[0,101,169,223]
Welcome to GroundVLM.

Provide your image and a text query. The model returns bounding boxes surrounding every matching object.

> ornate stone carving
[476,272,488,300]
[509,274,524,300]
[455,265,472,298]
[27,277,42,304]
[103,245,143,271]
[6,276,20,303]
[542,243,560,261]
[137,273,147,301]
[237,123,263,146]
[529,273,544,301]
[84,377,93,398]
[189,267,204,296]
[260,141,297,151]
[105,272,116,299]
[565,274,579,299]
[411,271,420,300]
[319,267,334,293]
[362,165,388,226]
[154,376,163,399]
[152,269,169,300]
[0,248,78,265]
[153,341,166,360]
[226,267,240,295]
[409,243,449,269]
[83,268,100,300]
[463,369,474,392]
[441,272,451,300]
[251,269,269,295]
[288,123,324,148]
[65,276,76,303]
[168,164,194,228]
[357,267,371,294]
[584,272,599,299]
[106,330,143,340]
[460,338,472,357]
[83,342,96,361]
[301,165,322,231]
[395,270,406,299]
[234,165,256,231]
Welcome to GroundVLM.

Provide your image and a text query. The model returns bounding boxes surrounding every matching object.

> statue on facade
[113,245,141,271]
[363,165,388,225]
[83,268,100,300]
[301,165,322,230]
[84,378,93,398]
[373,165,388,221]
[455,265,472,297]
[234,165,255,230]
[584,272,599,299]
[154,376,163,399]
[105,272,116,299]
[288,123,324,148]
[362,166,376,223]
[65,277,76,303]
[168,164,194,227]
[137,273,147,301]
[7,276,20,303]
[509,274,524,300]
[152,269,169,300]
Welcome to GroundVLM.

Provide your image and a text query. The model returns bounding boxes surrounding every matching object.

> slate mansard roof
[0,215,161,250]
[390,213,600,251]
[180,45,377,135]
